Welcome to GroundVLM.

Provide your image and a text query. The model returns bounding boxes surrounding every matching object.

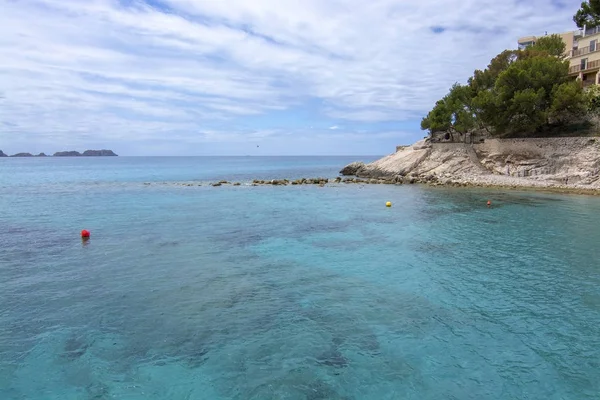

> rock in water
[339,161,366,176]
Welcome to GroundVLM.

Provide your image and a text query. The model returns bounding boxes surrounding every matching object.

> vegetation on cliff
[420,34,596,139]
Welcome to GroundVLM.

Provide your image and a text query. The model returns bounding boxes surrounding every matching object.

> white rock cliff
[343,137,600,191]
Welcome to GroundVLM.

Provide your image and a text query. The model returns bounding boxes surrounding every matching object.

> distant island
[55,150,118,157]
[8,152,47,157]
[0,149,117,157]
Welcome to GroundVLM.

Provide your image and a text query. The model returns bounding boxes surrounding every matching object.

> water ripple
[2,160,600,399]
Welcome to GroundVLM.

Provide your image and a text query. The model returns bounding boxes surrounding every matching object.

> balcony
[569,59,600,74]
[572,46,591,57]
[584,26,600,36]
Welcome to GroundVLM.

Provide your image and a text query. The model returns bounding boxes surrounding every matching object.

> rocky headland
[340,137,600,193]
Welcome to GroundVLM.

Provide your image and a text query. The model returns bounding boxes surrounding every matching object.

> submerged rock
[63,335,92,360]
[186,348,210,369]
[316,348,349,368]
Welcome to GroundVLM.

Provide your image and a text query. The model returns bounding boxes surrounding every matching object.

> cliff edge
[342,137,600,190]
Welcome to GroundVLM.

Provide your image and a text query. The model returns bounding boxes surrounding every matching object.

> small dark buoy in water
[81,229,90,239]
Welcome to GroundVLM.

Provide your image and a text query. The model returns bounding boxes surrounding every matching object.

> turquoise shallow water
[1,157,600,399]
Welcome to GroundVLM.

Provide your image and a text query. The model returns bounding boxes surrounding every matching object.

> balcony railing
[572,46,591,57]
[569,59,600,74]
[584,26,600,36]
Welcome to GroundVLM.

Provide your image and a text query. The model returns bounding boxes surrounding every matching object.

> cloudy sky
[0,0,578,155]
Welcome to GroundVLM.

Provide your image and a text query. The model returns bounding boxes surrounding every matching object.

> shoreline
[340,137,600,196]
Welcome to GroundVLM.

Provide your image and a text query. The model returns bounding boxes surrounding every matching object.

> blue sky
[0,0,578,155]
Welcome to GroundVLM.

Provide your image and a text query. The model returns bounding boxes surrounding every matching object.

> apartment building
[518,27,600,87]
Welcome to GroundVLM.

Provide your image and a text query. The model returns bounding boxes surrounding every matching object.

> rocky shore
[143,137,600,195]
[340,137,600,194]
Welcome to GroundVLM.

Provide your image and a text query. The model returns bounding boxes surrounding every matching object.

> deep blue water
[1,156,600,399]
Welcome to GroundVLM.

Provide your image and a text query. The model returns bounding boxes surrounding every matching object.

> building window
[582,58,588,71]
[591,40,597,52]
[518,41,535,50]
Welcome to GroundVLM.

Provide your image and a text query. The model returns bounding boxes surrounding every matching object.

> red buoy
[81,229,90,238]
[487,200,491,207]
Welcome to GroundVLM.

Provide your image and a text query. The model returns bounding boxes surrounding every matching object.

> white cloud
[329,125,340,130]
[0,0,577,154]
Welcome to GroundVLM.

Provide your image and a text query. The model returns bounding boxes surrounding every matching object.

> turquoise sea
[1,156,600,399]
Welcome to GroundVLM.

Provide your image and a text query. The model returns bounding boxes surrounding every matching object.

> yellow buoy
[386,201,392,207]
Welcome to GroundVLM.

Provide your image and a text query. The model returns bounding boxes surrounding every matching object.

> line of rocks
[217,177,409,186]
[211,181,242,187]
[253,178,329,186]
[143,173,600,195]
[146,175,475,188]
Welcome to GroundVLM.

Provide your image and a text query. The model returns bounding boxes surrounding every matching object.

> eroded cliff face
[474,138,600,186]
[343,137,600,190]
